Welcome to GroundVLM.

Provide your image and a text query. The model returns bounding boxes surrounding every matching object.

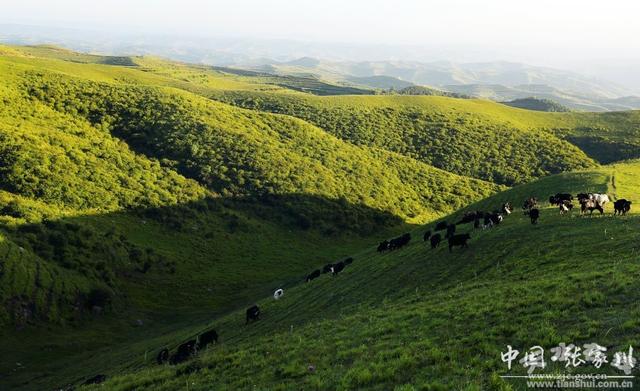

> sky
[2,0,640,74]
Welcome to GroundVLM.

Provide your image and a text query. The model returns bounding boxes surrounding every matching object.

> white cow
[273,288,284,300]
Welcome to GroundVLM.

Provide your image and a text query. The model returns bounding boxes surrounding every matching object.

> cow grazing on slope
[156,348,169,365]
[559,200,573,215]
[445,224,456,239]
[305,269,321,282]
[322,263,334,274]
[448,233,471,252]
[377,240,390,252]
[523,197,538,215]
[246,305,261,325]
[549,193,573,205]
[529,208,540,224]
[82,375,107,385]
[501,202,513,215]
[430,233,442,249]
[198,329,219,349]
[423,230,431,241]
[331,262,345,276]
[614,199,632,215]
[580,199,603,215]
[170,339,197,364]
[434,221,448,231]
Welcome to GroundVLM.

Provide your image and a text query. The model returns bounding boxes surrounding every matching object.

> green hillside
[80,161,640,391]
[2,45,640,390]
[502,97,570,112]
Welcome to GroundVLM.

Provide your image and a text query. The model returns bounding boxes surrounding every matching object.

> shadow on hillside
[0,192,417,389]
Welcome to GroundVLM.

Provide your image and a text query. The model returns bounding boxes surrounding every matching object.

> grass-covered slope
[89,161,640,391]
[208,91,597,185]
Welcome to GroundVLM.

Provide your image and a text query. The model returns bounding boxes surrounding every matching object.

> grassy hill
[2,45,640,390]
[502,97,570,112]
[79,161,640,391]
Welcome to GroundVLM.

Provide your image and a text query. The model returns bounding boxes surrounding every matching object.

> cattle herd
[79,190,633,386]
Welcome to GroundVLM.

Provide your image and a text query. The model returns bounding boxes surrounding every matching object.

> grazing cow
[198,329,219,348]
[576,193,590,203]
[170,339,197,364]
[445,224,456,239]
[529,208,540,224]
[559,200,573,214]
[389,233,411,250]
[156,348,169,365]
[434,221,448,231]
[457,211,481,225]
[474,215,481,229]
[580,199,603,215]
[246,305,260,324]
[305,269,321,282]
[501,203,513,215]
[330,262,345,276]
[423,230,431,241]
[376,240,389,252]
[549,193,573,205]
[430,233,442,249]
[490,212,503,226]
[482,212,494,229]
[448,233,471,252]
[322,263,334,274]
[273,288,284,300]
[523,197,538,215]
[82,375,107,385]
[614,199,632,215]
[343,257,354,265]
[592,193,610,207]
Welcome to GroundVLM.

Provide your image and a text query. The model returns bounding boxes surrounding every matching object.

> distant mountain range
[241,58,640,111]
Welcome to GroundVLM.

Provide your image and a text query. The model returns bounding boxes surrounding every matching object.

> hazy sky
[3,0,640,70]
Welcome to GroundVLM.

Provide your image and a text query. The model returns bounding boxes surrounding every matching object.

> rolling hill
[79,161,640,391]
[2,45,640,390]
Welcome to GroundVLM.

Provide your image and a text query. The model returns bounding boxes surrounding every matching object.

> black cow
[156,348,169,365]
[82,375,107,385]
[445,224,456,239]
[430,233,442,249]
[457,211,481,225]
[305,269,321,282]
[423,230,431,241]
[389,233,411,250]
[434,221,448,231]
[246,305,260,325]
[523,197,538,215]
[322,263,334,274]
[331,262,345,276]
[474,215,482,229]
[343,257,354,265]
[549,193,573,205]
[448,233,471,252]
[614,199,632,215]
[529,208,540,224]
[170,339,197,365]
[198,329,218,349]
[377,240,389,252]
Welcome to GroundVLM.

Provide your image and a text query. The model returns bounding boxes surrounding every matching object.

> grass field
[78,161,640,390]
[1,45,640,390]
